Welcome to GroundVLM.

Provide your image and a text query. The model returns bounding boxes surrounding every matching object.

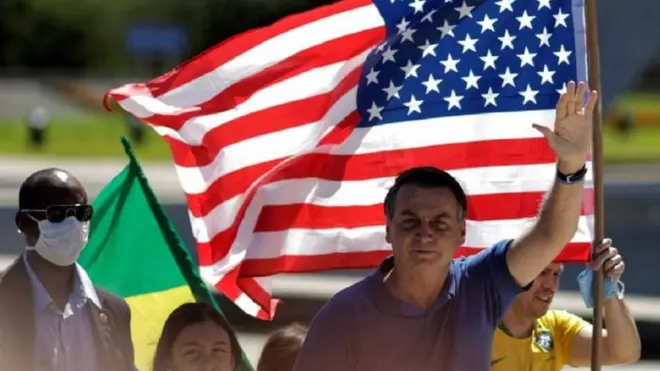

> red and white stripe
[105,0,593,319]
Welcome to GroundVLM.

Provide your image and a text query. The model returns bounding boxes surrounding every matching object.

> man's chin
[531,304,551,319]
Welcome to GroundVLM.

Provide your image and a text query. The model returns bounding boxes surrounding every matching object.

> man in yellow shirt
[491,239,641,370]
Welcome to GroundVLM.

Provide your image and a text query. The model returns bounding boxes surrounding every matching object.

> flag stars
[455,1,474,19]
[482,87,499,107]
[382,81,402,100]
[401,28,416,43]
[458,34,479,53]
[537,0,551,10]
[440,54,460,73]
[517,47,537,67]
[367,102,384,121]
[418,39,438,58]
[437,20,456,38]
[401,60,421,79]
[461,70,482,90]
[480,50,499,70]
[409,0,425,14]
[498,30,516,50]
[536,27,552,47]
[537,65,556,84]
[499,67,518,87]
[477,15,497,33]
[495,0,514,13]
[557,82,568,95]
[365,67,380,85]
[396,18,410,34]
[382,47,397,63]
[519,84,539,105]
[421,8,437,23]
[553,9,570,28]
[422,74,442,94]
[554,45,572,65]
[444,90,463,110]
[404,95,424,114]
[516,10,536,30]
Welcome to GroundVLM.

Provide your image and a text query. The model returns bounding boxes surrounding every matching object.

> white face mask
[26,216,90,266]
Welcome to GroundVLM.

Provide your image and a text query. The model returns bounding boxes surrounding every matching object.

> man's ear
[15,212,25,234]
[459,219,466,245]
[16,212,38,237]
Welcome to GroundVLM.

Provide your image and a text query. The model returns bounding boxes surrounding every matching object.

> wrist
[557,160,586,175]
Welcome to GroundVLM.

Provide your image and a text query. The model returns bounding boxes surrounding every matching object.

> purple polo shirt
[292,240,526,371]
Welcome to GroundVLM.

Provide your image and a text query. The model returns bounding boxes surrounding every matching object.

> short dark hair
[257,322,308,371]
[153,302,244,371]
[384,167,467,219]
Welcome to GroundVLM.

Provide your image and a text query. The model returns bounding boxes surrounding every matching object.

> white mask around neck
[26,216,90,266]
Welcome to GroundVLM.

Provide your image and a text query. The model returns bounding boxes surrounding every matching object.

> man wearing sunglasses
[0,168,137,371]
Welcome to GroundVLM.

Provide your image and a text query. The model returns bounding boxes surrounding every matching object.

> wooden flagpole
[584,0,605,370]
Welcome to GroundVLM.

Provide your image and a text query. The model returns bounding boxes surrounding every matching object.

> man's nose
[417,223,434,240]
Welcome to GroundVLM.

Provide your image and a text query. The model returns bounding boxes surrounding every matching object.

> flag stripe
[164,67,364,168]
[167,109,559,195]
[237,243,593,277]
[145,29,382,139]
[254,189,595,231]
[139,2,384,113]
[199,214,594,275]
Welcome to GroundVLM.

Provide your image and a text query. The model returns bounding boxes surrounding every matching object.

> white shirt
[23,253,101,371]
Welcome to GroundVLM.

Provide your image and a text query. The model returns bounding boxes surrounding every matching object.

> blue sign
[126,24,187,56]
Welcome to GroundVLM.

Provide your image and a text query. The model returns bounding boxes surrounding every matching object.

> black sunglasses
[21,204,94,223]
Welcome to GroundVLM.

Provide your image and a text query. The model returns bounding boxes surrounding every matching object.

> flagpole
[584,0,605,370]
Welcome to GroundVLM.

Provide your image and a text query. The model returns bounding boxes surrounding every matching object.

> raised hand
[532,81,598,172]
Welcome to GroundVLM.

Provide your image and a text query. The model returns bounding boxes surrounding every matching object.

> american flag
[105,0,594,320]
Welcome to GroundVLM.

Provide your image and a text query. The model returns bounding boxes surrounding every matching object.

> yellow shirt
[491,310,588,371]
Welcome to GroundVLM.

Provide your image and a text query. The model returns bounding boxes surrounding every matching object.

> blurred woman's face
[169,320,235,371]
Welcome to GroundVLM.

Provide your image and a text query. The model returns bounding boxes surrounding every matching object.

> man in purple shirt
[293,81,597,371]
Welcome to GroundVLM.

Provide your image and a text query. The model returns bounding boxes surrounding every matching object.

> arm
[464,240,528,325]
[569,240,641,366]
[506,165,583,286]
[292,298,352,371]
[569,298,640,366]
[506,81,598,287]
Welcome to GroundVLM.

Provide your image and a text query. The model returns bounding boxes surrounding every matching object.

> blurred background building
[1,0,660,368]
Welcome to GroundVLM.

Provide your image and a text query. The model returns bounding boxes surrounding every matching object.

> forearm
[603,297,641,363]
[507,160,584,284]
[533,160,585,246]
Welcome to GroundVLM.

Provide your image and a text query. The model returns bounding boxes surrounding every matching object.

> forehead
[393,185,459,216]
[24,176,87,208]
[174,321,229,345]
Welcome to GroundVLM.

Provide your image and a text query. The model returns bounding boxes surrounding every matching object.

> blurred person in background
[257,323,308,371]
[491,238,640,370]
[0,168,136,371]
[152,302,242,371]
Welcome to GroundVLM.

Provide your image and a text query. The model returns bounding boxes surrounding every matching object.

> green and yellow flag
[78,137,251,371]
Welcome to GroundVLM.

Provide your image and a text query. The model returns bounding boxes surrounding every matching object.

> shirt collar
[367,255,458,316]
[22,253,102,313]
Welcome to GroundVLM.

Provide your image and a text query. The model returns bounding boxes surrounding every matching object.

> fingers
[575,81,586,111]
[584,90,599,121]
[590,238,614,270]
[555,86,569,120]
[593,238,612,254]
[532,123,554,142]
[565,81,577,114]
[590,238,624,279]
